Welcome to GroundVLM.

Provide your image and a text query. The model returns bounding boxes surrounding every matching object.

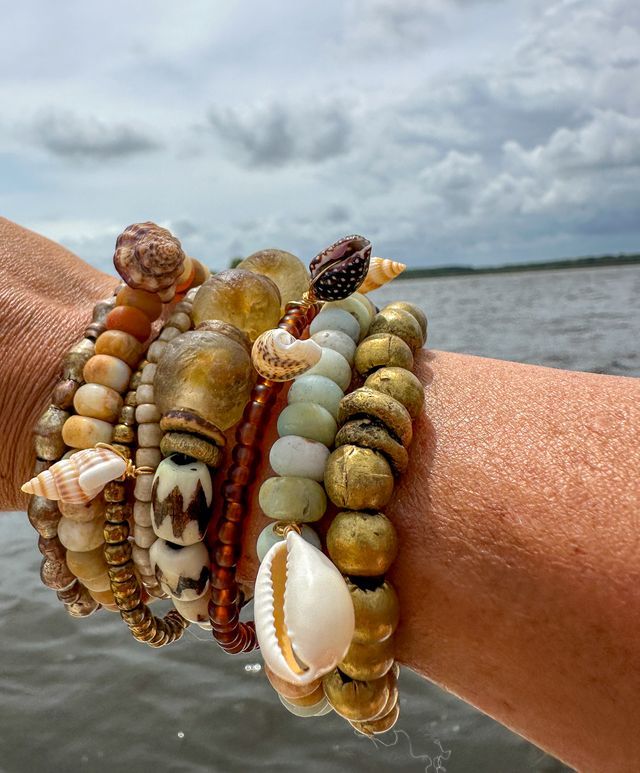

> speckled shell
[358,258,407,294]
[309,235,372,301]
[255,531,355,685]
[113,222,185,299]
[21,447,127,504]
[252,328,322,381]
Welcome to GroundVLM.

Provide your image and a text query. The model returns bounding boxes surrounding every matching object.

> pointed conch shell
[252,328,322,382]
[21,446,127,504]
[358,257,406,294]
[255,531,355,685]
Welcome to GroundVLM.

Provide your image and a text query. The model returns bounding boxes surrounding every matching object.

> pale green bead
[309,307,360,342]
[324,296,371,341]
[256,522,321,561]
[301,348,352,391]
[277,402,337,447]
[287,374,344,420]
[258,476,327,522]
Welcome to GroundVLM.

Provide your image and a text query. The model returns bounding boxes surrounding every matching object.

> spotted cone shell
[359,257,407,294]
[309,235,372,301]
[252,328,322,381]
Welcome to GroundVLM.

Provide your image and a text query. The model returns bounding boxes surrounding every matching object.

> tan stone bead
[339,636,395,681]
[88,586,116,606]
[324,445,394,510]
[136,447,162,469]
[136,403,161,424]
[322,670,390,722]
[83,354,132,393]
[354,333,413,377]
[263,663,322,700]
[338,387,413,448]
[65,545,108,582]
[347,580,400,643]
[191,269,281,341]
[238,249,309,308]
[73,383,123,423]
[33,405,69,461]
[83,572,112,592]
[61,415,114,449]
[138,423,162,448]
[57,515,105,552]
[334,418,408,475]
[159,432,224,467]
[140,363,157,384]
[165,311,192,333]
[365,366,424,419]
[351,703,400,735]
[369,308,423,352]
[58,497,104,523]
[326,511,398,576]
[385,301,427,340]
[95,329,143,368]
[155,329,255,432]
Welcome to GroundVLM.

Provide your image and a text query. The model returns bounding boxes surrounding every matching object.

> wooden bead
[95,330,144,369]
[83,354,132,393]
[106,305,152,342]
[116,286,163,321]
[324,445,394,511]
[326,511,398,576]
[354,333,413,376]
[73,383,123,423]
[61,415,113,449]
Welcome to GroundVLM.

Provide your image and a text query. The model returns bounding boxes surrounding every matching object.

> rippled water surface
[2,266,638,773]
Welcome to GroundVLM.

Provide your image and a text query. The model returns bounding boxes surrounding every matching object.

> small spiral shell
[358,258,406,294]
[252,329,322,382]
[21,447,127,504]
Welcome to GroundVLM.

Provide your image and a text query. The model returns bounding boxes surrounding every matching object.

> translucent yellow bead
[238,249,310,308]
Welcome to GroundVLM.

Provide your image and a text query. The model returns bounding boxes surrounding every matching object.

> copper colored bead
[232,445,257,466]
[56,580,81,604]
[120,604,147,626]
[351,703,400,736]
[40,557,75,590]
[215,543,240,568]
[105,503,130,522]
[218,520,243,545]
[52,379,79,411]
[211,605,240,628]
[114,590,143,612]
[223,501,245,523]
[210,587,239,606]
[354,333,413,377]
[229,466,251,486]
[33,405,69,461]
[38,535,65,561]
[66,590,101,618]
[104,542,133,565]
[210,566,235,589]
[27,496,61,539]
[103,522,130,544]
[237,423,258,446]
[222,483,245,504]
[108,561,135,583]
[214,629,243,648]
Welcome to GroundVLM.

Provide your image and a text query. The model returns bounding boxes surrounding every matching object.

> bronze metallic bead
[351,703,400,735]
[66,590,101,618]
[52,379,79,411]
[324,445,394,511]
[365,366,424,420]
[339,636,395,681]
[263,664,322,700]
[119,404,136,426]
[124,390,138,407]
[106,502,130,522]
[369,308,423,352]
[33,405,69,461]
[120,604,148,626]
[40,557,75,590]
[108,561,135,583]
[283,685,326,707]
[104,542,133,566]
[27,496,60,539]
[326,511,398,576]
[112,423,135,445]
[322,669,390,722]
[385,301,427,341]
[92,298,116,325]
[338,387,412,448]
[347,579,400,643]
[354,333,413,377]
[104,483,127,504]
[110,443,131,460]
[57,580,81,604]
[38,535,65,561]
[159,431,224,467]
[114,589,142,611]
[62,338,95,381]
[335,418,408,475]
[103,522,130,544]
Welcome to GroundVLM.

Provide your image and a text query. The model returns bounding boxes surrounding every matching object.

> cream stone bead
[133,500,152,527]
[65,545,108,582]
[172,593,211,626]
[140,362,157,384]
[258,476,327,522]
[132,544,153,574]
[58,498,104,523]
[82,572,112,592]
[134,524,157,548]
[73,383,123,423]
[134,474,154,502]
[57,515,105,552]
[269,435,330,481]
[301,348,352,391]
[135,403,161,424]
[138,423,163,448]
[83,354,132,393]
[61,415,114,450]
[136,384,155,405]
[276,403,337,447]
[310,330,356,365]
[136,447,162,469]
[287,374,344,420]
[256,522,322,562]
[149,539,210,600]
[309,308,360,343]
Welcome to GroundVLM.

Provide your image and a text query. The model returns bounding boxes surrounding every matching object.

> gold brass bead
[385,301,427,341]
[160,431,224,467]
[62,337,95,381]
[335,418,408,475]
[351,703,400,735]
[338,636,395,681]
[119,404,136,426]
[112,425,135,449]
[33,405,69,461]
[369,308,423,352]
[264,664,322,700]
[347,579,400,643]
[327,511,398,576]
[103,482,127,504]
[104,541,133,566]
[354,333,413,377]
[324,445,394,511]
[280,684,326,707]
[103,522,130,544]
[338,387,412,448]
[365,366,424,420]
[322,669,390,722]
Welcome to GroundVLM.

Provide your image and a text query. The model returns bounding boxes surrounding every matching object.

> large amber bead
[154,329,255,432]
[238,249,310,308]
[191,269,281,341]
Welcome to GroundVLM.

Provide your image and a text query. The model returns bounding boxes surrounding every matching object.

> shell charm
[255,530,355,685]
[113,222,186,301]
[309,235,372,301]
[359,257,407,294]
[252,328,323,381]
[21,446,127,504]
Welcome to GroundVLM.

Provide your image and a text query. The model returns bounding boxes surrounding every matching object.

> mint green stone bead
[287,374,344,420]
[256,522,322,561]
[258,476,327,522]
[301,348,352,391]
[277,402,338,447]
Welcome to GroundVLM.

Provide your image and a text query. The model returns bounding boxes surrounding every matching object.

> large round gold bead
[338,387,412,448]
[327,511,398,576]
[385,301,427,340]
[334,417,408,475]
[369,308,423,352]
[322,669,390,722]
[154,329,255,432]
[347,579,400,643]
[324,445,394,510]
[238,249,310,308]
[280,684,326,707]
[365,366,424,420]
[354,333,413,377]
[191,269,281,341]
[338,636,395,681]
[351,703,400,735]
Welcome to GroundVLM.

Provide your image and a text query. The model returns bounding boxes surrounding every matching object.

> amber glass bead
[232,445,257,467]
[215,543,240,568]
[106,305,152,343]
[218,521,243,545]
[229,466,252,486]
[223,501,245,523]
[211,566,235,589]
[211,587,239,606]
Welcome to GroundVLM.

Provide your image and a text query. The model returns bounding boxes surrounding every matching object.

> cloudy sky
[1,0,638,271]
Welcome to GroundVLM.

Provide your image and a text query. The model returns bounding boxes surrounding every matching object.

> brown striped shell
[309,235,372,301]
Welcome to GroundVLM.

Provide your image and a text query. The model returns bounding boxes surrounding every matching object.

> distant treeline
[397,253,640,279]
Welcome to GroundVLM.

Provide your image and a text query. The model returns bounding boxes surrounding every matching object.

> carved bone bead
[149,538,210,601]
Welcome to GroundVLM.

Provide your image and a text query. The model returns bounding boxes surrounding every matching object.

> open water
[2,265,639,773]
